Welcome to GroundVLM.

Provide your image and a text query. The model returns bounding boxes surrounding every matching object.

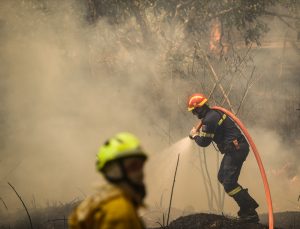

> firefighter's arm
[68,210,80,229]
[191,118,218,147]
[68,197,96,229]
[189,126,199,139]
[193,132,212,147]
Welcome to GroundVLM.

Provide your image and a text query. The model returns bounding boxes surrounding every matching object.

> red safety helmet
[187,93,208,111]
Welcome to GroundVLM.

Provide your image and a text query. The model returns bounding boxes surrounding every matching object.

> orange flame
[209,19,221,53]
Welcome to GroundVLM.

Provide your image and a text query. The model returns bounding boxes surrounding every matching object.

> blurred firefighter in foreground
[187,93,259,223]
[68,132,147,229]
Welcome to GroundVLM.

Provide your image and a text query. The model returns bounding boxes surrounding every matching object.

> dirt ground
[149,213,282,229]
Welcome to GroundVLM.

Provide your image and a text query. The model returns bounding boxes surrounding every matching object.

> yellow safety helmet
[96,132,147,171]
[187,93,208,111]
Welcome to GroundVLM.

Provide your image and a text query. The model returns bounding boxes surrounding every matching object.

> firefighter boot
[232,188,259,223]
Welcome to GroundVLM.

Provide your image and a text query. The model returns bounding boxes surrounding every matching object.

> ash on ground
[149,213,282,229]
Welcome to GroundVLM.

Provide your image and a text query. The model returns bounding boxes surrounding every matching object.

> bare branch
[8,182,33,229]
[204,7,237,22]
[235,66,256,115]
[198,148,212,210]
[0,197,8,211]
[264,11,300,20]
[166,154,180,226]
[202,148,219,211]
[276,15,297,30]
[204,54,235,113]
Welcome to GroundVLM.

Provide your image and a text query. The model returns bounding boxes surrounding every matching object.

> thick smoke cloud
[0,0,172,209]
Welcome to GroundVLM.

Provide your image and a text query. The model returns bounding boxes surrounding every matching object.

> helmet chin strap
[119,161,146,200]
[196,105,210,119]
[105,160,146,204]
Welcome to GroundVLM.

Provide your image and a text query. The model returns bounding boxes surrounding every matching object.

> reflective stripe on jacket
[194,109,245,151]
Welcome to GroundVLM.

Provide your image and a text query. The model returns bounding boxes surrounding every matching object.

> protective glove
[189,127,199,139]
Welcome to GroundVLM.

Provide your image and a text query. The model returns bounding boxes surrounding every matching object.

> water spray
[192,106,274,229]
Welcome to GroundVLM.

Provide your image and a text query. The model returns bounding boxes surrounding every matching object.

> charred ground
[1,206,299,229]
[150,213,273,229]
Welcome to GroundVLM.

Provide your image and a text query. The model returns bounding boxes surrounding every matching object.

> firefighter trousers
[217,141,249,193]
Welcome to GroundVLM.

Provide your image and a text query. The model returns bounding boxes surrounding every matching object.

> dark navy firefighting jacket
[194,109,246,153]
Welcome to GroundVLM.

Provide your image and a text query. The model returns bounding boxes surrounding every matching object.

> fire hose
[194,106,274,229]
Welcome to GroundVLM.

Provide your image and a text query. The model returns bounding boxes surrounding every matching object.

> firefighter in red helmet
[187,93,259,223]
